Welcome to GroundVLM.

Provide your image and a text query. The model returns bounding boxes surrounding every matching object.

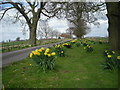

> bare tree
[40,20,51,39]
[69,19,90,38]
[63,2,105,24]
[63,2,105,38]
[0,1,63,44]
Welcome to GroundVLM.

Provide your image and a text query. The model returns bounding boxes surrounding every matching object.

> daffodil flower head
[32,51,35,53]
[32,51,36,55]
[38,49,42,52]
[44,53,47,55]
[51,52,56,56]
[46,48,50,50]
[41,47,44,50]
[105,50,107,52]
[61,51,64,53]
[47,54,51,57]
[35,52,40,56]
[112,51,115,54]
[57,45,60,47]
[35,49,39,52]
[108,55,112,58]
[117,56,120,60]
[45,48,50,53]
[29,53,33,58]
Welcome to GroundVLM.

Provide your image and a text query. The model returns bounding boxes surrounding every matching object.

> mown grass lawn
[2,42,118,88]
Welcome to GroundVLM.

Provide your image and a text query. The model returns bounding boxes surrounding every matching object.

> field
[2,38,118,88]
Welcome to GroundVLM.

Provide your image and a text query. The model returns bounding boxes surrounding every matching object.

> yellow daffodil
[108,55,112,58]
[71,39,77,43]
[112,51,115,54]
[29,53,33,58]
[38,49,42,52]
[44,53,47,55]
[45,49,50,53]
[30,64,32,66]
[47,54,51,57]
[32,51,37,55]
[46,48,50,50]
[56,45,60,47]
[51,52,56,55]
[63,43,69,46]
[35,49,39,52]
[32,51,35,53]
[41,47,44,50]
[105,50,107,52]
[117,56,120,60]
[61,51,64,53]
[35,52,40,56]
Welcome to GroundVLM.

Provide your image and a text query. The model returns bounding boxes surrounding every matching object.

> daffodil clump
[29,47,56,71]
[62,43,71,48]
[103,50,120,70]
[54,44,66,57]
[84,45,93,52]
[70,39,77,44]
[75,40,83,47]
[71,39,82,47]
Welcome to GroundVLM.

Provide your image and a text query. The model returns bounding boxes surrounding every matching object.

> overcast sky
[0,6,108,42]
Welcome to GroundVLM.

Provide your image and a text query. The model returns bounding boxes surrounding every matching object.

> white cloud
[48,18,69,32]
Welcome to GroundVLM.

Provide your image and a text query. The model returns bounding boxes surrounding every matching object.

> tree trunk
[45,33,47,39]
[29,23,37,45]
[106,2,120,53]
[28,13,39,45]
[29,29,36,45]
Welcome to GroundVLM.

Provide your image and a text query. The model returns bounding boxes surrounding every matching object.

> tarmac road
[1,40,71,67]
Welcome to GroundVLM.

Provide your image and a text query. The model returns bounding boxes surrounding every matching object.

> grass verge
[2,42,118,88]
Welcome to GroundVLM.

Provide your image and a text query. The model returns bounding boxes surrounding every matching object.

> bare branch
[25,0,33,8]
[0,1,31,25]
[41,11,50,18]
[0,7,14,20]
[37,2,46,19]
